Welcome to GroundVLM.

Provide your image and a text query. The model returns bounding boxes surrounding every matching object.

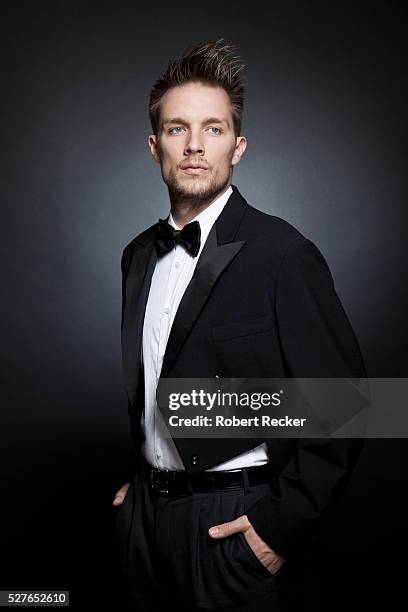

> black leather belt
[140,457,273,495]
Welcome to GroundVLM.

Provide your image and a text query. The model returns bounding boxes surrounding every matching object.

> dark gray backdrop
[2,1,407,610]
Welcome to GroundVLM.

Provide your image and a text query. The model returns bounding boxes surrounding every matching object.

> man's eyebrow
[162,116,230,127]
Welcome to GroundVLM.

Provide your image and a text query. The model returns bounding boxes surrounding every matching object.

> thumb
[208,515,249,538]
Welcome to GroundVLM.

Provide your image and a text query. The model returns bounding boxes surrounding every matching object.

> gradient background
[1,1,407,609]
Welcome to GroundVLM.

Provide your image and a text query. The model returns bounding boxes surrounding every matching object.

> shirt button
[164,307,170,314]
[175,261,180,268]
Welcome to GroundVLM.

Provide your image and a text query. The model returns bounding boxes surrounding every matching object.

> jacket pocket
[212,314,274,342]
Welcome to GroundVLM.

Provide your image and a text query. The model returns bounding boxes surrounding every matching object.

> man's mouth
[182,167,209,175]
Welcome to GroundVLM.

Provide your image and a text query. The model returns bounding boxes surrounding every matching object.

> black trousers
[114,467,321,611]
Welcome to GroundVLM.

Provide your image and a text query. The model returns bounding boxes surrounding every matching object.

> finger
[208,515,248,538]
[112,483,130,506]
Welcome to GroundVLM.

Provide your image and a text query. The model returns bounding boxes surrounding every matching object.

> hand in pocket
[208,513,286,575]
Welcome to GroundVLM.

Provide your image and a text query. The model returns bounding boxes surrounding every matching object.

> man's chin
[168,176,216,200]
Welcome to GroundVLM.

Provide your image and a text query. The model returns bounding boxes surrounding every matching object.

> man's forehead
[161,83,232,108]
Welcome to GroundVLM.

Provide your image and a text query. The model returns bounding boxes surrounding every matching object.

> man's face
[148,81,246,204]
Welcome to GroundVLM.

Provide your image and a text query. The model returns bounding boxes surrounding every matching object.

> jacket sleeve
[121,244,133,332]
[118,244,141,484]
[245,237,367,560]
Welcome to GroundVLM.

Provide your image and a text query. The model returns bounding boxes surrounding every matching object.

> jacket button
[191,454,200,466]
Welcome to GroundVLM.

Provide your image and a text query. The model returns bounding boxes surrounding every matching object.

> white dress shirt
[141,184,269,471]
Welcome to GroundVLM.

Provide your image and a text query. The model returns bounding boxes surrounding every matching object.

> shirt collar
[167,185,233,234]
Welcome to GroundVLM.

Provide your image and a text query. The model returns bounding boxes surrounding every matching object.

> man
[112,39,367,611]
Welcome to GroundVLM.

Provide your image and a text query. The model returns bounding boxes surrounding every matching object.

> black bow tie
[155,218,201,257]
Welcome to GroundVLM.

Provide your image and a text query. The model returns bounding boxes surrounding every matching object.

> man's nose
[184,131,204,155]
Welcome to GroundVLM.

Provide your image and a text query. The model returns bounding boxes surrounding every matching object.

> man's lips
[183,166,207,174]
[182,166,209,175]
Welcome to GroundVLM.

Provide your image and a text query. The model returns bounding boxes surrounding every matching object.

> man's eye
[168,126,222,135]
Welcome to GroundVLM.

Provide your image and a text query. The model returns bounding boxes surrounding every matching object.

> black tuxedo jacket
[120,183,367,560]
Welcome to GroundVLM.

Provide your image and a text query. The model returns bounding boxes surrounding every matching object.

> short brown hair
[149,38,245,138]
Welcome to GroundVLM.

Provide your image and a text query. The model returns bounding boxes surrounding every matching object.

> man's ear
[148,134,160,164]
[231,136,247,167]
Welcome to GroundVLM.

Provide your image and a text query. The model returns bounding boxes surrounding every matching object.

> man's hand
[112,482,130,507]
[208,514,286,575]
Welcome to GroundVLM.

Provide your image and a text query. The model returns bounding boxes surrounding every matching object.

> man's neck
[169,182,231,228]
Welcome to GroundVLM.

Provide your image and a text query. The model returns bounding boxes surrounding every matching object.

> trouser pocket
[192,483,280,610]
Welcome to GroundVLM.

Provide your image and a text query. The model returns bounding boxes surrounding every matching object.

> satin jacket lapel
[160,185,247,378]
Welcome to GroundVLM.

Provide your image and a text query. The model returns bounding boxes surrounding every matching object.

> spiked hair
[149,38,245,138]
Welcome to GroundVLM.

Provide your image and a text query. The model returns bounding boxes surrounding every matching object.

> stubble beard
[163,164,231,209]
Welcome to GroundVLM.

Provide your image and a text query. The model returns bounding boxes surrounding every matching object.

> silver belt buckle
[150,467,171,494]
